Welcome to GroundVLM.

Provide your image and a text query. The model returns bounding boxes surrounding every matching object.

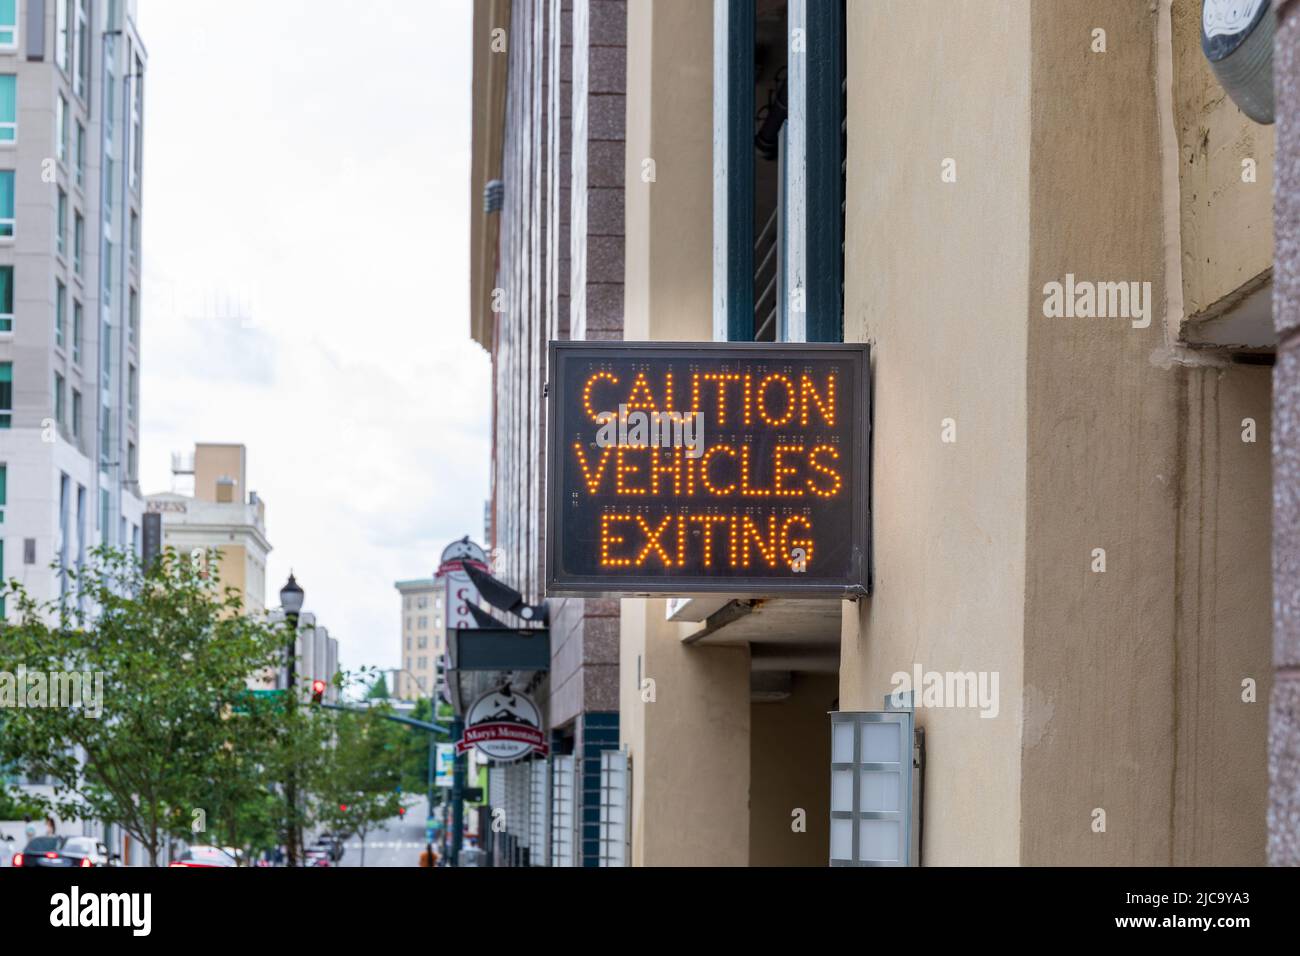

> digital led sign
[546,342,870,597]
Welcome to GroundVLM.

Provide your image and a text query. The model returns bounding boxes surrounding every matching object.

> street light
[280,573,304,867]
[279,572,304,619]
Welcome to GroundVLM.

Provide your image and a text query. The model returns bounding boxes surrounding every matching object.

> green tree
[0,547,286,865]
[365,672,390,700]
[310,706,405,867]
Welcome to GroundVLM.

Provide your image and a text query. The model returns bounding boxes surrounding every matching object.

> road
[336,810,436,867]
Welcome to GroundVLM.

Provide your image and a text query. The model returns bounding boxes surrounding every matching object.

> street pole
[284,614,298,868]
[451,716,465,867]
[279,573,304,869]
[426,735,436,822]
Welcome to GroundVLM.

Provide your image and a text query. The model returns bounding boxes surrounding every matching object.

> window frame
[0,263,11,333]
[0,0,18,51]
[55,279,66,349]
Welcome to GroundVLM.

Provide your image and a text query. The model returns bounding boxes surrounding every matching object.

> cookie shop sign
[456,687,549,762]
[546,341,870,597]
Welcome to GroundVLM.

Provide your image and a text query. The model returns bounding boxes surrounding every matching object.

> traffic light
[339,803,348,813]
[397,806,407,818]
[311,679,327,704]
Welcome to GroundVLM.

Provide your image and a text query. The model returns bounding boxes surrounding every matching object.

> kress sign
[546,342,870,597]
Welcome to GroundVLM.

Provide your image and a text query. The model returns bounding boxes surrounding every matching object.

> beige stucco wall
[620,600,751,866]
[623,0,714,344]
[193,444,246,504]
[1170,0,1274,320]
[1021,0,1270,865]
[749,673,836,866]
[840,0,1032,866]
[620,0,753,867]
[839,0,1270,869]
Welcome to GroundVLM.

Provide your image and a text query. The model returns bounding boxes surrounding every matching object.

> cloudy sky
[136,0,490,671]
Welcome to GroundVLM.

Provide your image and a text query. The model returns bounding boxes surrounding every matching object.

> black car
[13,835,118,868]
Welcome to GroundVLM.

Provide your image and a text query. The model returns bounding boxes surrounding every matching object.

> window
[72,300,83,363]
[99,407,110,467]
[0,264,10,332]
[716,1,844,344]
[128,364,137,424]
[55,281,66,348]
[0,75,15,143]
[58,474,69,594]
[0,463,6,523]
[74,0,88,100]
[73,211,83,272]
[127,442,136,481]
[418,616,428,629]
[130,211,139,266]
[53,372,65,427]
[0,361,11,428]
[75,122,84,188]
[98,488,108,540]
[417,657,427,671]
[105,75,115,143]
[0,169,12,237]
[57,0,71,73]
[100,322,110,383]
[57,189,67,256]
[103,159,114,223]
[0,0,18,49]
[417,595,429,609]
[71,389,81,440]
[128,288,137,346]
[102,239,112,305]
[57,96,69,165]
[405,636,411,651]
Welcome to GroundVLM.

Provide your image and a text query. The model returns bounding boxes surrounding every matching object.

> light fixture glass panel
[859,770,900,812]
[831,768,854,812]
[862,722,900,763]
[830,818,853,860]
[858,819,899,863]
[831,720,854,762]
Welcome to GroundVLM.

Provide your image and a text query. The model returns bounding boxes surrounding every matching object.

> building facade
[471,0,1300,866]
[394,576,444,701]
[0,0,146,619]
[469,0,626,866]
[145,442,270,615]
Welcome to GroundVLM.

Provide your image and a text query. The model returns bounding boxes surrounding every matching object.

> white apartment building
[266,607,339,705]
[0,0,147,619]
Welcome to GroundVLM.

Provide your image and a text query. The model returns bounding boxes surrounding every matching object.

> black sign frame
[545,340,871,598]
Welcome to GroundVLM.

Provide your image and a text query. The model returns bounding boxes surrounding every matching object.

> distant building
[145,443,270,614]
[267,607,339,705]
[394,577,445,700]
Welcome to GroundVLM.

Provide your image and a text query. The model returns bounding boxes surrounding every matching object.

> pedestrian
[44,816,56,836]
[418,842,439,868]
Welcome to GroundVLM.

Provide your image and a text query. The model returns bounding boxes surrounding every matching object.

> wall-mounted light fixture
[1202,0,1275,124]
[829,705,920,866]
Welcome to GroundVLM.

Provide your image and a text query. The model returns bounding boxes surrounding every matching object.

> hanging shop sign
[455,686,549,762]
[546,341,870,597]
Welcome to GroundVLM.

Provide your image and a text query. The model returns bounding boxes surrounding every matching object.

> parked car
[168,845,238,868]
[310,833,344,863]
[12,835,118,868]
